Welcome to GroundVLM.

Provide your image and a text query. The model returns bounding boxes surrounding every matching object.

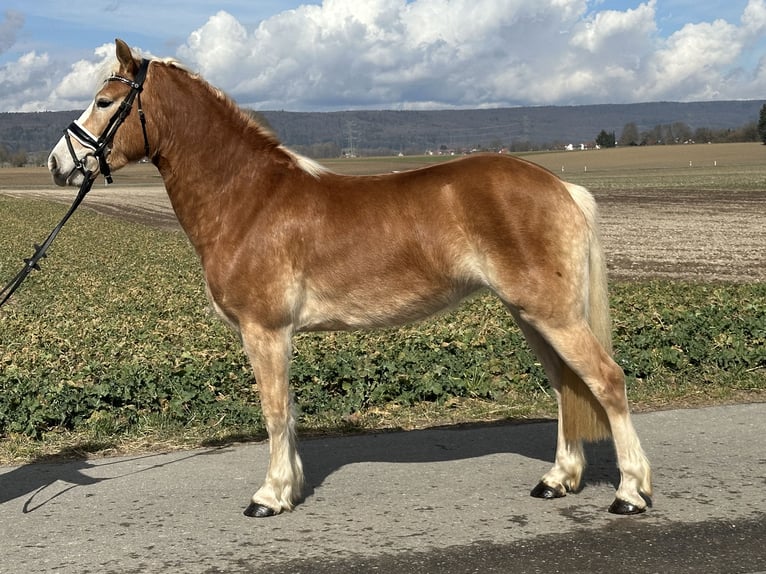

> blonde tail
[561,182,612,442]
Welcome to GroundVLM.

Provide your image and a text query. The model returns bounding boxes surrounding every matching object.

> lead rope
[0,172,95,308]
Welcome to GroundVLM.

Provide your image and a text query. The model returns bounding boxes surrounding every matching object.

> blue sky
[1,0,765,111]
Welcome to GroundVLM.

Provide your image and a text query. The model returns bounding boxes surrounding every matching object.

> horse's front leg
[241,324,304,517]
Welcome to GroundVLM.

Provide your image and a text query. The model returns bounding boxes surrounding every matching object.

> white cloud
[641,19,743,100]
[177,11,249,84]
[742,0,766,36]
[177,0,600,108]
[571,0,656,54]
[1,0,765,112]
[53,43,117,101]
[173,0,766,109]
[636,0,766,101]
[0,51,52,112]
[0,40,157,111]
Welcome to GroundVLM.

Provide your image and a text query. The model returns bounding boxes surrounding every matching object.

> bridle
[63,58,152,184]
[0,58,152,308]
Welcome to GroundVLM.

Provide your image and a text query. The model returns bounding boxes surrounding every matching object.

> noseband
[64,58,151,184]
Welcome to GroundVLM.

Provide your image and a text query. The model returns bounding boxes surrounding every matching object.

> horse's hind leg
[511,313,586,498]
[239,324,304,517]
[534,320,652,513]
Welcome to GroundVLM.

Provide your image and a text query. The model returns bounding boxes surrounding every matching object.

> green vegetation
[0,192,763,463]
[613,119,758,146]
[758,103,766,145]
[595,130,616,148]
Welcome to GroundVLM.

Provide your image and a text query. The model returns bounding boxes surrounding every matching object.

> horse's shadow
[0,458,103,511]
[0,448,228,513]
[297,418,620,503]
[0,419,620,513]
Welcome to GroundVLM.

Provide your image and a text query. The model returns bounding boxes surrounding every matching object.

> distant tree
[739,121,759,142]
[305,141,341,158]
[672,122,693,143]
[510,140,534,152]
[489,139,505,151]
[694,127,714,143]
[10,149,27,167]
[595,129,616,148]
[661,124,675,145]
[618,122,640,146]
[641,125,660,145]
[758,104,766,144]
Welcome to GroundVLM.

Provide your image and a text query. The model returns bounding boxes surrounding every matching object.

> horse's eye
[96,98,113,109]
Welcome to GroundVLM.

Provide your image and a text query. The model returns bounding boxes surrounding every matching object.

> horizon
[1,97,764,116]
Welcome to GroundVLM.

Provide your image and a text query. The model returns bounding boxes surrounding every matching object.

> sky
[1,0,765,112]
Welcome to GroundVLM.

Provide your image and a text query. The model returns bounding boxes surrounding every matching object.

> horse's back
[306,153,578,235]
[280,153,589,331]
[323,153,566,198]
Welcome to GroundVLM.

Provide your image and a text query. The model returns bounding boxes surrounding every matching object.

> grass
[1,143,765,464]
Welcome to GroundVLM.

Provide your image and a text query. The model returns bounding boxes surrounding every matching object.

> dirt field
[595,187,764,282]
[1,146,764,283]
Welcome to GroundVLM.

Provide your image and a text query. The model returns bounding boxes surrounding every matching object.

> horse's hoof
[244,502,277,518]
[608,498,646,515]
[530,481,565,499]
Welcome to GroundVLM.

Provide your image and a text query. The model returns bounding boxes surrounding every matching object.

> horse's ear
[115,38,137,74]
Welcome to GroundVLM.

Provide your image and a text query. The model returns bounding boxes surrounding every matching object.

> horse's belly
[295,280,475,332]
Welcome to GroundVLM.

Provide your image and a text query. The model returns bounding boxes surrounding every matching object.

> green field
[0,143,764,462]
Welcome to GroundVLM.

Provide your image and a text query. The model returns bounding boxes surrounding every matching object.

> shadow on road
[0,418,621,514]
[297,418,620,504]
[0,448,229,512]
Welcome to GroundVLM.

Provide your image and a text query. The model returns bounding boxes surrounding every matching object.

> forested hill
[0,111,81,160]
[260,101,763,155]
[1,100,763,160]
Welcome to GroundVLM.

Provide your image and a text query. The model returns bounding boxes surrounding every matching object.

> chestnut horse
[48,40,651,517]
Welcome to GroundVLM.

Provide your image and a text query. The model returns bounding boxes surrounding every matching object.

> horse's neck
[150,69,277,256]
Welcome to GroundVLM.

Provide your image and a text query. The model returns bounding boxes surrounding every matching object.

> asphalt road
[1,403,765,573]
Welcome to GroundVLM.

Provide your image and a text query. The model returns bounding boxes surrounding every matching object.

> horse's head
[48,39,151,187]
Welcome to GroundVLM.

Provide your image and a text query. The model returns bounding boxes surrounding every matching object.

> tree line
[0,146,33,167]
[596,103,766,147]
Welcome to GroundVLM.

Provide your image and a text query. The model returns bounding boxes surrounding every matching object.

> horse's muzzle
[48,151,93,187]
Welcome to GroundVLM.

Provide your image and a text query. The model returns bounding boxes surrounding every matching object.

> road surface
[1,403,764,573]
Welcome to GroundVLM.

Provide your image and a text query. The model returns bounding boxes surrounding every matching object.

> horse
[48,39,652,517]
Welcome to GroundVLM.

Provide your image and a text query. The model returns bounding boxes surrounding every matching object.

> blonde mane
[110,49,329,180]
